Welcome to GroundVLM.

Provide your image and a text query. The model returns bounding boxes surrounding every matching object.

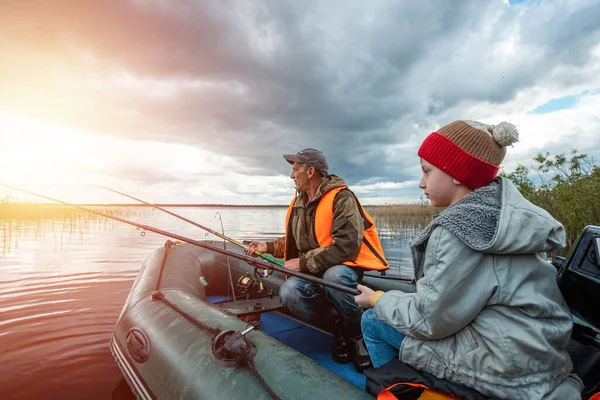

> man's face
[290,162,313,192]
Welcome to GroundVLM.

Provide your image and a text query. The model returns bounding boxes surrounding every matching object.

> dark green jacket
[268,175,365,275]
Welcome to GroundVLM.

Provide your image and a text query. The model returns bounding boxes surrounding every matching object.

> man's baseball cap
[283,148,329,176]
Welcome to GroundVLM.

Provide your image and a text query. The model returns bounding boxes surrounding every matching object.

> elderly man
[245,148,389,371]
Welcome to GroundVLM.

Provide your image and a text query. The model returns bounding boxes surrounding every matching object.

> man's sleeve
[302,190,364,274]
[266,236,286,259]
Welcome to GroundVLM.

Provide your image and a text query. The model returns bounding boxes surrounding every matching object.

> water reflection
[0,206,418,399]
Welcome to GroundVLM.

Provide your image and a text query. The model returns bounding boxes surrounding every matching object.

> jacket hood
[411,177,565,254]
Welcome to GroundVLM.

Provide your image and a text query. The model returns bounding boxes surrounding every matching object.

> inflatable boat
[111,227,600,399]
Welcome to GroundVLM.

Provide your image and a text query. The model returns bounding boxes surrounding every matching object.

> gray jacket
[374,177,583,399]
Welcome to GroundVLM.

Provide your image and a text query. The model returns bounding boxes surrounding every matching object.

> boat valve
[210,328,257,367]
[241,323,258,336]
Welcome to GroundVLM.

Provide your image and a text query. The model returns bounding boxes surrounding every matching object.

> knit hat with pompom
[418,120,519,189]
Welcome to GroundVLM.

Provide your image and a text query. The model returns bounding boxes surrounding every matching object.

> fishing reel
[254,266,271,278]
[237,273,264,294]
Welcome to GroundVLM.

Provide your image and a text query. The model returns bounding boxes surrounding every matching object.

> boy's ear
[452,178,463,185]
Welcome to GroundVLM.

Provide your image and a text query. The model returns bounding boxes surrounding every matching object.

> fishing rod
[97,186,283,267]
[0,184,359,296]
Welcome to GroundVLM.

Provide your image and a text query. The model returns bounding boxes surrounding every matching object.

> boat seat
[365,339,600,400]
[216,295,283,317]
[365,358,489,399]
[568,339,600,397]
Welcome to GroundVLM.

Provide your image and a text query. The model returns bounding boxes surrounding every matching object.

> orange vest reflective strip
[378,382,458,400]
[284,187,389,270]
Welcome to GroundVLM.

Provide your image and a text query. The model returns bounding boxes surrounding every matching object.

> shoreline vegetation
[0,202,440,245]
[0,202,441,220]
[502,150,599,256]
[0,202,434,208]
[0,202,441,246]
[1,203,291,208]
[0,203,145,221]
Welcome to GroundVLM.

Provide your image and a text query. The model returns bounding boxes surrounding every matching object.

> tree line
[503,150,600,256]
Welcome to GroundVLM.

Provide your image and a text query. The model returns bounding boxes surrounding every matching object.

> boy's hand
[355,284,375,308]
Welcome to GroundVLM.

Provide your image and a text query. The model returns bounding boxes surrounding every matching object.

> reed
[0,203,139,222]
[0,201,441,244]
[365,202,442,241]
[0,203,148,255]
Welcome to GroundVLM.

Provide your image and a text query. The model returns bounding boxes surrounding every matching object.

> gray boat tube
[111,241,373,400]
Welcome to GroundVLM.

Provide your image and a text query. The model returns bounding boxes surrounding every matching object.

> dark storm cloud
[1,0,599,187]
[426,1,600,111]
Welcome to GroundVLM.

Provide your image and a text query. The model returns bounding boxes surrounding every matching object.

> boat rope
[156,292,221,336]
[244,359,283,400]
[0,183,360,295]
[98,186,284,267]
[155,240,175,291]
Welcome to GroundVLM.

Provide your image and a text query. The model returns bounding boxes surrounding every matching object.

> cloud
[1,0,600,203]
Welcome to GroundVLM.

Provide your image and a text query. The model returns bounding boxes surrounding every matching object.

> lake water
[0,206,414,400]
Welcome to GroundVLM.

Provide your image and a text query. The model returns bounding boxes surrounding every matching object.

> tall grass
[0,203,137,222]
[366,202,442,242]
[0,203,146,255]
[0,201,442,245]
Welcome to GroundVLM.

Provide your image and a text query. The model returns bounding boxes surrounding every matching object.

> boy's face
[419,159,461,207]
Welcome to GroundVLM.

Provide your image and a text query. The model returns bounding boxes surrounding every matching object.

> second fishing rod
[98,186,283,268]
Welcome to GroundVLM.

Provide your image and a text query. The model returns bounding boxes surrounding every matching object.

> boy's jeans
[361,308,406,368]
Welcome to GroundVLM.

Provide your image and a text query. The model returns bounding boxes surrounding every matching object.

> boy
[355,120,583,399]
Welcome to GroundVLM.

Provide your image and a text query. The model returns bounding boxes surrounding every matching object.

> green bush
[503,150,600,255]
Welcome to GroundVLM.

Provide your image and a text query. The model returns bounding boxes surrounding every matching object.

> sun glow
[0,112,241,204]
[0,113,110,189]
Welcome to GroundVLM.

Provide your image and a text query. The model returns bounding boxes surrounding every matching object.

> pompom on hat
[418,120,519,189]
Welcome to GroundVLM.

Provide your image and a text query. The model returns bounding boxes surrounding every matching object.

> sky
[1,0,599,205]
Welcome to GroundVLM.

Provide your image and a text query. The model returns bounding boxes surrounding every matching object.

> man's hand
[244,241,268,257]
[354,284,375,308]
[284,258,301,272]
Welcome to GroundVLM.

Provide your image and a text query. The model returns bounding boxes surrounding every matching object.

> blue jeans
[361,308,406,368]
[279,265,361,324]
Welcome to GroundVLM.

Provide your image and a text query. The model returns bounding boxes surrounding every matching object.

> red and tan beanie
[418,120,519,189]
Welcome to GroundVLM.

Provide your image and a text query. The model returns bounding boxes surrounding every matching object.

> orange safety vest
[284,186,389,271]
